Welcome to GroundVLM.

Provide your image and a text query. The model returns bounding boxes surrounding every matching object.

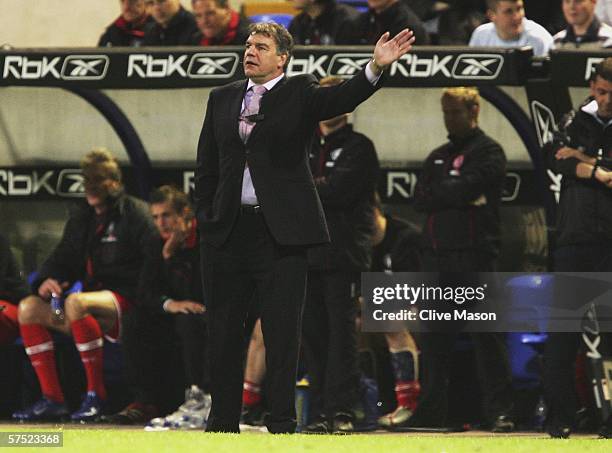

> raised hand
[373,28,416,70]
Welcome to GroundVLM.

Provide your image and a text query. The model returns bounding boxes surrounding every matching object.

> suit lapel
[230,81,248,144]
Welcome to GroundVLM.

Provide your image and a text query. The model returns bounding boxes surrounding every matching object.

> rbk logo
[56,169,85,197]
[327,54,372,76]
[531,101,557,147]
[187,53,239,78]
[452,54,503,79]
[61,56,109,80]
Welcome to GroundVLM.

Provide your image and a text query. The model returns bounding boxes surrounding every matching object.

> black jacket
[32,193,162,307]
[161,220,203,306]
[195,68,380,247]
[288,2,358,45]
[144,7,199,46]
[371,214,421,272]
[98,15,155,47]
[349,1,429,45]
[548,98,612,246]
[307,124,379,271]
[414,127,506,256]
[0,233,28,304]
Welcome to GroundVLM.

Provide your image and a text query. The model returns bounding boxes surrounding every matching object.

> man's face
[147,0,180,26]
[489,0,525,40]
[193,0,231,39]
[120,0,146,22]
[441,96,477,137]
[150,201,181,240]
[83,174,117,210]
[562,0,596,29]
[367,0,396,14]
[243,33,287,84]
[591,75,612,119]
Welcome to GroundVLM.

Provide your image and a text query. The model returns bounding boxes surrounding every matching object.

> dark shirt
[0,233,28,304]
[144,6,199,46]
[350,1,430,45]
[193,11,250,45]
[98,15,155,47]
[288,2,358,45]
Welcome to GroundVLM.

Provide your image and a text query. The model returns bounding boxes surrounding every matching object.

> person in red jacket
[99,0,154,47]
[191,0,251,45]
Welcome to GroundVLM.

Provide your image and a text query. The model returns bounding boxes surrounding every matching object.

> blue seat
[249,13,294,29]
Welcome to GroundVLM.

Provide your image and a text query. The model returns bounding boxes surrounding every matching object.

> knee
[64,293,86,319]
[17,295,47,324]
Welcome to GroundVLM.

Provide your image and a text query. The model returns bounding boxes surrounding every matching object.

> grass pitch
[2,425,612,453]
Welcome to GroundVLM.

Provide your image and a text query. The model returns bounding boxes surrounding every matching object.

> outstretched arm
[370,29,416,76]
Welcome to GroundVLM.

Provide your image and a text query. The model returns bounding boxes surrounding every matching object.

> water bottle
[50,292,65,323]
[295,376,310,432]
[533,394,547,431]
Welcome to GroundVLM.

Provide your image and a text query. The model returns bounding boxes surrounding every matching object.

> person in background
[350,0,430,45]
[191,0,250,46]
[288,0,358,45]
[144,185,211,430]
[469,0,553,56]
[553,0,612,49]
[99,0,154,47]
[144,0,199,45]
[12,148,162,423]
[0,233,28,346]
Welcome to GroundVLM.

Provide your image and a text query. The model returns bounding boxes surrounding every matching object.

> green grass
[2,427,612,453]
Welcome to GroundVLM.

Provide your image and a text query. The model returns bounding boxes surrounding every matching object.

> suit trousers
[201,210,307,433]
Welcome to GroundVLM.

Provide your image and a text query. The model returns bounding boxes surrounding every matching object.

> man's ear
[278,53,288,69]
[486,9,496,22]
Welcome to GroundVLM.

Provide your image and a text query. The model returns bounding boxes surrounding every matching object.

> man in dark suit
[195,21,415,434]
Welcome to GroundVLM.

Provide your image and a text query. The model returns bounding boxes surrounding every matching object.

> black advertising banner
[0,46,533,89]
[0,165,540,205]
[550,49,612,87]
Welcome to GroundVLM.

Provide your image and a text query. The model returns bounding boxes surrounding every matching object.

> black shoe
[302,418,330,434]
[598,416,612,439]
[547,423,571,439]
[103,402,158,425]
[491,415,515,433]
[240,403,267,426]
[331,412,355,434]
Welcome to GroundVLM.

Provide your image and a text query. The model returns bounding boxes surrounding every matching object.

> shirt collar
[247,72,284,92]
[582,98,612,127]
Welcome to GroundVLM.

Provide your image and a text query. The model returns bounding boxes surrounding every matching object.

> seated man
[469,0,553,56]
[553,0,612,49]
[12,148,161,422]
[288,0,358,45]
[191,0,250,45]
[98,0,154,47]
[145,185,210,429]
[0,233,28,346]
[144,0,199,45]
[350,0,430,44]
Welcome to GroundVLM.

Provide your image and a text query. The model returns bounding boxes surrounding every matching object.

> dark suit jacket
[195,69,380,247]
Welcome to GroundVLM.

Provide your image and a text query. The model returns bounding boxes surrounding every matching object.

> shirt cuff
[365,61,382,85]
[162,298,173,312]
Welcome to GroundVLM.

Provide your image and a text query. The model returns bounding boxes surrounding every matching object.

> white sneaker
[146,385,211,431]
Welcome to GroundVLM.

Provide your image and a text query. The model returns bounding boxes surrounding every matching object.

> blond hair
[442,87,480,110]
